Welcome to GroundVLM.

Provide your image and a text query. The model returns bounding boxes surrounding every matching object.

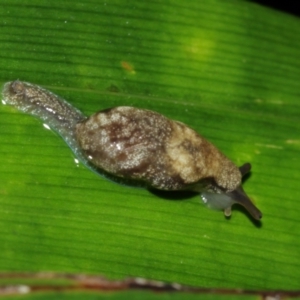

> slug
[2,80,262,220]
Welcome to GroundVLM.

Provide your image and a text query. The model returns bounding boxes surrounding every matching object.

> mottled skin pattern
[76,107,241,192]
[3,81,262,220]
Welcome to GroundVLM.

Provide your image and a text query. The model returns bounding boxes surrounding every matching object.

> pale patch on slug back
[2,80,262,220]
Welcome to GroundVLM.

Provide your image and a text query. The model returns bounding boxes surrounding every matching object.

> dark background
[253,0,300,17]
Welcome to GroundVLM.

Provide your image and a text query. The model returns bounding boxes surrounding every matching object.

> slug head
[201,163,262,220]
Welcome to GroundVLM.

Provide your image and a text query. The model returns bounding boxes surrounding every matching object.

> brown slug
[2,80,262,220]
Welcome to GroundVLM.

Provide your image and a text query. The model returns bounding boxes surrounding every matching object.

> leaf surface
[0,0,300,297]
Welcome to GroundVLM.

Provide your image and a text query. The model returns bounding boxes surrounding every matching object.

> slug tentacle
[239,163,252,177]
[2,80,262,220]
[227,186,262,220]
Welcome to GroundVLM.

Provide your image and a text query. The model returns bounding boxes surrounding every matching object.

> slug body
[2,80,262,220]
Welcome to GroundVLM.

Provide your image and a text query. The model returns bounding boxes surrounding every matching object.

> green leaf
[1,0,300,297]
